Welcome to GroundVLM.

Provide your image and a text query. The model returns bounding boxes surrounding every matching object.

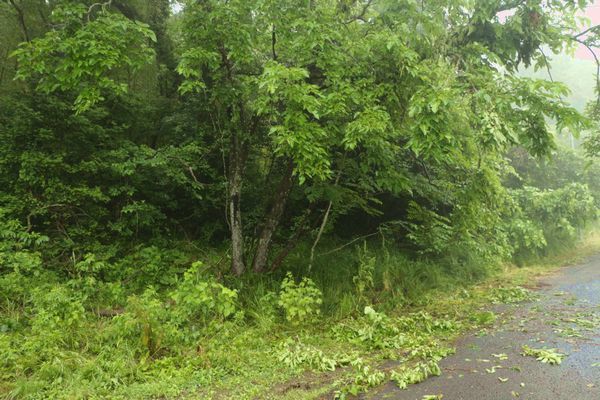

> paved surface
[372,255,600,400]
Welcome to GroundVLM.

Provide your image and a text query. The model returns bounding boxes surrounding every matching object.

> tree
[9,0,590,275]
[176,0,587,274]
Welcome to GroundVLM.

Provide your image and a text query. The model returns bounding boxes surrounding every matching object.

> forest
[1,0,600,399]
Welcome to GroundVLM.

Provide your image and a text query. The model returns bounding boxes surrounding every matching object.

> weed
[470,311,497,326]
[353,244,376,306]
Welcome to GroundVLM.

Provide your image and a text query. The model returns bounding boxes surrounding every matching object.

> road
[372,255,600,400]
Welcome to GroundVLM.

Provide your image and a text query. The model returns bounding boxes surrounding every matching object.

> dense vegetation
[0,0,599,398]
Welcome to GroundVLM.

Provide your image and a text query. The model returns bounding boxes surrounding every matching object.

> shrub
[278,272,323,325]
[169,261,238,326]
[508,183,597,261]
[508,218,547,262]
[0,216,47,276]
[110,288,179,358]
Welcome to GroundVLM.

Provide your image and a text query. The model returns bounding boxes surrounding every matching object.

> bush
[110,288,179,358]
[278,272,323,325]
[169,261,239,326]
[508,183,597,261]
[508,218,547,262]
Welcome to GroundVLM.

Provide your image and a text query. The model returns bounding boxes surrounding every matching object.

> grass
[2,229,600,400]
[203,229,600,398]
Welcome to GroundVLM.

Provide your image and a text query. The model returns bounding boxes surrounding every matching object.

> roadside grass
[492,228,600,287]
[198,228,600,399]
[2,229,600,400]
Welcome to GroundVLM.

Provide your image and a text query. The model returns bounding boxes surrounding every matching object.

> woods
[1,1,599,399]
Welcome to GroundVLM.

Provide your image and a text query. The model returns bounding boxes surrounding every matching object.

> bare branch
[87,0,113,21]
[538,48,554,83]
[308,173,341,271]
[496,0,527,13]
[317,230,380,257]
[573,24,600,39]
[344,0,374,24]
[572,37,600,104]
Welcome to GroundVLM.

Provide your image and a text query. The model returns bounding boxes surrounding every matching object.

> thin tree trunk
[269,206,314,272]
[252,160,295,273]
[9,0,30,42]
[0,48,8,86]
[308,173,341,271]
[308,201,332,271]
[229,132,245,276]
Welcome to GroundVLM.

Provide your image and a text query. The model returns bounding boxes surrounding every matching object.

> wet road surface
[372,255,600,400]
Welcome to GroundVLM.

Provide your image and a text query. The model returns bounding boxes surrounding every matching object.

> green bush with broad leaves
[508,183,597,261]
[169,261,239,325]
[278,272,323,325]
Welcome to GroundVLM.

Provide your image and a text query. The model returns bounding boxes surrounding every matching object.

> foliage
[353,245,376,305]
[169,262,239,325]
[390,360,442,390]
[278,272,323,325]
[12,3,156,113]
[336,359,387,398]
[487,287,537,304]
[508,183,597,261]
[0,0,599,398]
[332,306,458,354]
[277,339,340,372]
[349,306,406,350]
[521,346,566,365]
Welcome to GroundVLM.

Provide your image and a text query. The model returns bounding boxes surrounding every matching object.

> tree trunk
[9,0,30,42]
[229,133,245,276]
[269,206,314,272]
[252,160,295,273]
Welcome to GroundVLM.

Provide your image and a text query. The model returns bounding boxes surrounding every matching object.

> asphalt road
[371,255,600,400]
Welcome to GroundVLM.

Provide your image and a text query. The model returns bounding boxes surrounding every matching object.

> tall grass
[235,236,502,322]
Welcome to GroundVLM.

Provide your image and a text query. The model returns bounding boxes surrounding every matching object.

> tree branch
[344,0,374,24]
[317,230,380,257]
[573,24,600,39]
[308,173,341,271]
[8,0,30,42]
[571,37,600,104]
[271,24,277,61]
[87,0,113,21]
[497,0,526,13]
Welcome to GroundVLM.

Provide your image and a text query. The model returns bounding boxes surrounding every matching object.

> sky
[575,0,600,60]
[576,1,600,60]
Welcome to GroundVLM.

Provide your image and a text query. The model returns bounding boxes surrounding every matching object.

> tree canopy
[3,0,596,274]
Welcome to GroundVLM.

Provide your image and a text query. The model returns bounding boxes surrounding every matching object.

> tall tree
[8,0,590,275]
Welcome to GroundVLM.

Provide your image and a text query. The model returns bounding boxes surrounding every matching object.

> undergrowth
[1,227,599,399]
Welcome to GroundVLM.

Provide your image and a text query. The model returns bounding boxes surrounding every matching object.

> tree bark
[269,206,314,272]
[252,160,295,273]
[229,132,245,276]
[9,0,30,42]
